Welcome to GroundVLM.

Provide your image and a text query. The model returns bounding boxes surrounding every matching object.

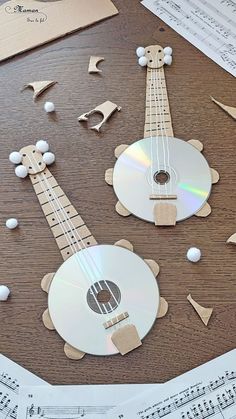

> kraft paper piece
[0,0,118,62]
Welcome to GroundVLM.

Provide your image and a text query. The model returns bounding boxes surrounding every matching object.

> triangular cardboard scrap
[22,81,57,101]
[187,294,213,326]
[211,96,236,120]
[0,0,118,62]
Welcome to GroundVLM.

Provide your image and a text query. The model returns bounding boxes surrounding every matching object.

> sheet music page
[17,384,161,419]
[0,354,47,419]
[111,349,236,419]
[141,0,236,77]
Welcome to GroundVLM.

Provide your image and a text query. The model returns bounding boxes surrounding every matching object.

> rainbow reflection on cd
[113,136,212,223]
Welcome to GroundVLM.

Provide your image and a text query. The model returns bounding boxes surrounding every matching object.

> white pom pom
[15,165,28,178]
[164,55,172,65]
[44,101,55,113]
[187,247,201,263]
[9,151,22,164]
[0,285,10,301]
[164,46,173,56]
[36,140,49,153]
[43,152,55,165]
[138,56,148,67]
[6,218,18,229]
[136,47,145,58]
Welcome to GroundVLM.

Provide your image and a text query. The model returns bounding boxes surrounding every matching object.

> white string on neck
[29,154,124,326]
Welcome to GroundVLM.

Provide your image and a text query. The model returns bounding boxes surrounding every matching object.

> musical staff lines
[0,373,19,394]
[143,371,236,419]
[141,0,236,76]
[0,373,19,419]
[0,393,17,419]
[0,354,47,419]
[26,404,114,418]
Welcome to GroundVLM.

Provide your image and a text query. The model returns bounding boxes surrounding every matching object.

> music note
[110,349,236,419]
[141,0,236,77]
[0,354,47,419]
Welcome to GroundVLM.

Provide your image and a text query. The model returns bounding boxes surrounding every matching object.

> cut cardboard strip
[211,96,236,120]
[0,0,118,62]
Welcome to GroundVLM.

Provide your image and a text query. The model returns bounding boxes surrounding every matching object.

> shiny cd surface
[48,244,159,356]
[113,137,212,222]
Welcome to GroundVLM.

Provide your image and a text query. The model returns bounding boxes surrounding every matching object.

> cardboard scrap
[0,0,118,62]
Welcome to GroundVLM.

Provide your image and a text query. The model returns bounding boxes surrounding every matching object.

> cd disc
[113,137,212,222]
[48,244,159,356]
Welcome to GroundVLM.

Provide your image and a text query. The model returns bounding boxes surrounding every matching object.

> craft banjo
[10,143,163,359]
[105,45,219,226]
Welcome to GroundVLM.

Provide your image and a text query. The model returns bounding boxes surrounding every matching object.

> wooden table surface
[0,0,236,385]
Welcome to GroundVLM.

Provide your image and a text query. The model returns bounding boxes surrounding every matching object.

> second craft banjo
[10,142,164,360]
[105,45,219,226]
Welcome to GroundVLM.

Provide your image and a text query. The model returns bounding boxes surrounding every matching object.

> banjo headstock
[9,141,55,178]
[136,45,173,68]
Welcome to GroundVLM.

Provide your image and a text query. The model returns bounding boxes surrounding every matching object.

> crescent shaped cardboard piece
[0,0,118,62]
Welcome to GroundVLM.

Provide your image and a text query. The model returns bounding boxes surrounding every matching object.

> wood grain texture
[0,0,236,385]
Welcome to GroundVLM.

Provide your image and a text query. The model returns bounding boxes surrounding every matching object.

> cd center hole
[154,170,170,185]
[97,289,111,304]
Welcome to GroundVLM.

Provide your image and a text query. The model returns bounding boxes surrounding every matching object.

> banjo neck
[30,168,97,261]
[19,144,97,261]
[144,66,173,138]
[141,45,174,138]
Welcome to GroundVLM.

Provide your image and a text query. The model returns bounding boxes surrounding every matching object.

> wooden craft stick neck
[144,66,174,138]
[29,168,97,261]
